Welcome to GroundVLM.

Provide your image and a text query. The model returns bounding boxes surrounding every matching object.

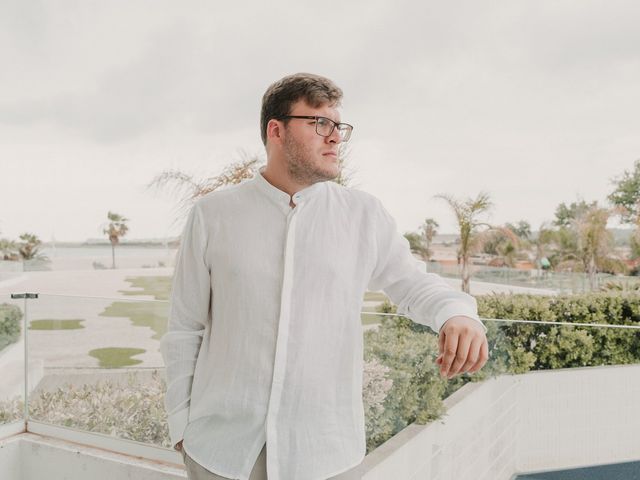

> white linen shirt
[160,166,485,480]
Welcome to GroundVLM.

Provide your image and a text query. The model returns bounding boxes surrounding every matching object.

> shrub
[0,371,171,446]
[0,303,22,352]
[477,292,640,370]
[363,310,447,452]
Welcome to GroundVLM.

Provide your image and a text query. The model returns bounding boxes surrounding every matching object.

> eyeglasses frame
[275,115,353,141]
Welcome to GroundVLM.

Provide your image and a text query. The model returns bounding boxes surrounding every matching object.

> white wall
[0,433,186,480]
[0,434,22,479]
[360,364,640,479]
[516,364,640,474]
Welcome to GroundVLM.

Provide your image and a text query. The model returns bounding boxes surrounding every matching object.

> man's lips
[322,152,338,157]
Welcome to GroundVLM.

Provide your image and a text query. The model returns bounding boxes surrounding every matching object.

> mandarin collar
[252,165,326,210]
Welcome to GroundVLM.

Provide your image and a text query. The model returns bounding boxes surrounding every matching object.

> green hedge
[477,292,640,371]
[0,303,22,353]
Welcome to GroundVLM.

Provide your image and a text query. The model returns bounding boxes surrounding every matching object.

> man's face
[281,99,342,185]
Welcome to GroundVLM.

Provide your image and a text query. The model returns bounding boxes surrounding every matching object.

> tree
[573,205,616,289]
[147,149,355,234]
[480,226,521,268]
[505,220,532,241]
[608,159,640,224]
[404,218,440,262]
[404,232,430,262]
[547,202,622,285]
[608,160,640,264]
[420,218,439,262]
[435,192,493,293]
[0,234,18,261]
[532,222,556,269]
[553,200,597,228]
[102,212,129,269]
[17,233,49,262]
[147,152,261,232]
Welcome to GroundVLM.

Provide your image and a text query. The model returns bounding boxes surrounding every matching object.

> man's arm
[159,201,210,451]
[367,197,488,378]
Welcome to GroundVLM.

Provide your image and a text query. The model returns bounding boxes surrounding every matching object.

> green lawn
[119,276,172,300]
[99,276,172,339]
[29,319,85,330]
[99,301,169,340]
[89,347,146,368]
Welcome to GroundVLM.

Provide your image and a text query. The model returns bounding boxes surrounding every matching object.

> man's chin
[317,167,340,182]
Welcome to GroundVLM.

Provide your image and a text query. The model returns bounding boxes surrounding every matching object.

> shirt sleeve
[367,197,487,334]
[159,201,211,448]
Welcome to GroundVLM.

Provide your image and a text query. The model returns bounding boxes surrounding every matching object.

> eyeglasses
[276,115,353,142]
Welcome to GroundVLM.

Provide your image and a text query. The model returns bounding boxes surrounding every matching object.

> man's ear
[266,118,283,144]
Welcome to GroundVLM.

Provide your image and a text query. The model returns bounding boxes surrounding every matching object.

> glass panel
[429,263,640,294]
[17,285,640,476]
[361,293,640,479]
[27,293,170,448]
[0,293,26,426]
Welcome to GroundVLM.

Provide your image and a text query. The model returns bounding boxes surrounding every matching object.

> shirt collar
[252,165,326,208]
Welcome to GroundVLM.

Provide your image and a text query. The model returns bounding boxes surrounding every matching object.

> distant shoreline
[42,240,179,248]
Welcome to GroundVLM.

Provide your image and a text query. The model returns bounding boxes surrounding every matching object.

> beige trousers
[181,443,361,479]
[182,443,267,480]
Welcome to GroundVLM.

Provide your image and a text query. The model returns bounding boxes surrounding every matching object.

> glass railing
[427,262,640,294]
[362,313,638,438]
[1,288,639,478]
[0,293,26,427]
[24,293,170,448]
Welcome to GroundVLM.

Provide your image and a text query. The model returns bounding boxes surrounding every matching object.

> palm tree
[102,212,129,269]
[147,150,355,233]
[435,192,493,293]
[146,152,261,232]
[0,236,19,261]
[17,233,49,260]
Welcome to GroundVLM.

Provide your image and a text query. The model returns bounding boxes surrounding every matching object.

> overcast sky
[2,0,640,242]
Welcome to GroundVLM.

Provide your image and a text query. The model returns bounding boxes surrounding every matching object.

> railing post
[11,293,38,431]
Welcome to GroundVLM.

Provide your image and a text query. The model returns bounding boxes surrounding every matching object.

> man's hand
[436,316,488,379]
[174,440,184,452]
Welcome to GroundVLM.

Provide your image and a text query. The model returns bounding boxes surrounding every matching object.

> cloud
[1,0,640,240]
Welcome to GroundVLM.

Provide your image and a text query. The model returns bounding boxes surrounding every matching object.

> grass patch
[364,291,388,302]
[119,276,172,300]
[29,319,84,330]
[99,302,168,340]
[89,347,146,368]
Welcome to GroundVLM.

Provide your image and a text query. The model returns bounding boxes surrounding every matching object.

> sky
[1,0,640,242]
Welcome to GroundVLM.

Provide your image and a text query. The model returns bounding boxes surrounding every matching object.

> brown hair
[260,73,343,146]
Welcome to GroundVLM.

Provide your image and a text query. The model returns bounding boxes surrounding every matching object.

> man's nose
[327,126,342,144]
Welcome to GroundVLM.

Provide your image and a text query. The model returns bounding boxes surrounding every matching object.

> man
[160,73,488,480]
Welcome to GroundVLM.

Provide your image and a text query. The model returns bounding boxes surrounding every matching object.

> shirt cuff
[435,306,488,334]
[167,407,190,449]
